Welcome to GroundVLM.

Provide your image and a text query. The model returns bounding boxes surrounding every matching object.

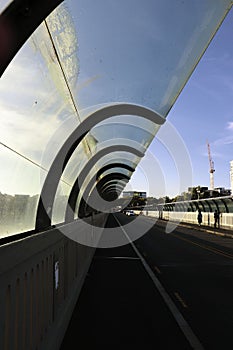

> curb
[178,222,233,239]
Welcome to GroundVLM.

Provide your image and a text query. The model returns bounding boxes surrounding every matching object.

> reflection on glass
[216,200,227,213]
[52,180,71,225]
[0,144,46,237]
[98,168,131,180]
[200,201,211,212]
[224,199,233,213]
[61,140,91,185]
[67,0,232,116]
[0,15,81,169]
[91,122,155,149]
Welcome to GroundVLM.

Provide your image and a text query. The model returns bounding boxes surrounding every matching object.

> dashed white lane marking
[153,265,161,274]
[114,215,204,350]
[174,292,188,309]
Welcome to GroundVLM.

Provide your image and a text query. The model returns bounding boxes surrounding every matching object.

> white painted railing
[140,210,233,230]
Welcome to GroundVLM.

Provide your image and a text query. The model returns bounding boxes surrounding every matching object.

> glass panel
[224,198,233,213]
[197,201,206,212]
[98,168,132,180]
[67,0,232,117]
[190,201,199,211]
[52,181,71,225]
[0,15,82,170]
[61,123,149,188]
[187,202,195,212]
[97,115,159,134]
[96,159,137,177]
[97,153,139,169]
[61,141,91,185]
[215,199,227,213]
[91,122,155,149]
[81,150,140,190]
[0,144,46,237]
[200,200,211,212]
[66,138,145,194]
[207,200,218,212]
[177,204,183,212]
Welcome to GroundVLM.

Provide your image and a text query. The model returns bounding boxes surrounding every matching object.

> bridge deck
[60,215,233,349]
[60,241,192,349]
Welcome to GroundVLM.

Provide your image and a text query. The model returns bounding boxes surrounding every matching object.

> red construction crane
[207,140,215,190]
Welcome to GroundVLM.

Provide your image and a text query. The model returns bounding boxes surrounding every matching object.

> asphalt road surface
[61,213,233,349]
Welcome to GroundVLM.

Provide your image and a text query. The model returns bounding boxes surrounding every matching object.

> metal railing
[141,210,233,231]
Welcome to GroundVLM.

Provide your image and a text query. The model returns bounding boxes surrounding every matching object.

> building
[122,191,147,199]
[122,191,147,208]
[187,186,231,199]
[214,187,231,196]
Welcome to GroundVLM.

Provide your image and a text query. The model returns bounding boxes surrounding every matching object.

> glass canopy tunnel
[157,196,233,214]
[0,0,232,238]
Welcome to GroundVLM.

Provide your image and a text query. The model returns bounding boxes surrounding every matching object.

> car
[126,210,135,216]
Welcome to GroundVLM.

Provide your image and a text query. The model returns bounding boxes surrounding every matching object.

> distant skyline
[125,7,233,198]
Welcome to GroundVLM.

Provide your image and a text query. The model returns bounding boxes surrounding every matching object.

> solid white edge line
[114,214,205,350]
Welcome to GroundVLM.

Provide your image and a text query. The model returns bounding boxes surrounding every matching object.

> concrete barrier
[0,214,108,350]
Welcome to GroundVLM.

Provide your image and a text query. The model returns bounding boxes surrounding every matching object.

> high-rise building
[230,160,233,195]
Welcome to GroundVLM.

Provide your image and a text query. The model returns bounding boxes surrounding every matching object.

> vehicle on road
[125,210,135,216]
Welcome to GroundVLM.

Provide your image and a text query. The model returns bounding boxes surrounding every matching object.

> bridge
[0,1,233,349]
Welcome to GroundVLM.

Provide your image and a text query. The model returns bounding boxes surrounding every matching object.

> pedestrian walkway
[60,243,191,349]
[175,220,233,239]
[143,215,233,239]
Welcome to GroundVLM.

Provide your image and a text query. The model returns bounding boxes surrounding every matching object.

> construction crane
[207,140,215,190]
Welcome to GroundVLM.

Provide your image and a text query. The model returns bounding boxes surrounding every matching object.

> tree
[191,188,198,200]
[165,196,171,203]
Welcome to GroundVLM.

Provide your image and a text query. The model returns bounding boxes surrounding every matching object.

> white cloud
[213,135,233,147]
[0,35,80,167]
[0,105,79,167]
[227,121,233,130]
[211,121,233,148]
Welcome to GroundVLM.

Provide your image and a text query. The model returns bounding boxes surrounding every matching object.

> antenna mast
[207,141,215,190]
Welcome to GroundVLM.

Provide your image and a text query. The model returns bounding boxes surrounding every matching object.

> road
[118,213,233,349]
[61,213,233,349]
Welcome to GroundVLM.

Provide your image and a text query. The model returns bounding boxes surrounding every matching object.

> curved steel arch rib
[96,162,134,179]
[101,183,125,193]
[100,181,126,199]
[65,144,143,222]
[65,157,135,222]
[36,103,164,230]
[78,173,130,218]
[101,180,127,193]
[96,173,130,192]
[78,179,129,218]
[85,172,130,204]
[0,0,64,76]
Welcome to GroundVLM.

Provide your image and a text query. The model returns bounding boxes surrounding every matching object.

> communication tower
[207,141,215,190]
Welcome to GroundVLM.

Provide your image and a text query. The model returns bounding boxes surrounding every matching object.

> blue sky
[0,1,232,199]
[126,7,233,198]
